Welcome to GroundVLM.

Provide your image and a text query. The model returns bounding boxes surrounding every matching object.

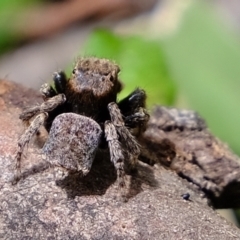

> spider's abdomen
[43,113,103,174]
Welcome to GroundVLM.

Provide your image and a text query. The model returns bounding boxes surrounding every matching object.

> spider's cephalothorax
[66,57,122,121]
[14,57,149,198]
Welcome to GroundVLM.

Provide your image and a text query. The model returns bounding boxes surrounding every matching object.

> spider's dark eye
[109,75,114,82]
[72,69,76,74]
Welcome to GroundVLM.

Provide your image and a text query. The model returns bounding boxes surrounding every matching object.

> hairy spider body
[15,57,149,197]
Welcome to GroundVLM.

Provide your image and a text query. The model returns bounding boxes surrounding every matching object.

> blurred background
[0,0,240,226]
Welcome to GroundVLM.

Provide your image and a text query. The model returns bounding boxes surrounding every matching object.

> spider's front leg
[21,71,67,123]
[108,102,140,156]
[105,103,140,197]
[20,93,66,123]
[13,113,48,184]
[105,121,125,193]
[14,93,66,184]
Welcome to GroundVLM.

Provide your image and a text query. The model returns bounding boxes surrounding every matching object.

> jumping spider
[14,57,149,196]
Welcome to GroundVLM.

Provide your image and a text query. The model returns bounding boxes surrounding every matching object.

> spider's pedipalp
[118,88,146,115]
[40,83,56,99]
[118,88,149,132]
[53,71,67,94]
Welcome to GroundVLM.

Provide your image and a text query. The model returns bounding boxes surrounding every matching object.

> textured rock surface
[0,79,240,239]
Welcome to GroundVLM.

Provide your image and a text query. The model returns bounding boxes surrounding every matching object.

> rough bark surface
[139,107,240,209]
[0,79,240,239]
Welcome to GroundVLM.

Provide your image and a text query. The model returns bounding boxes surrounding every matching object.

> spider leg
[108,102,140,171]
[105,121,125,195]
[19,94,66,123]
[14,92,66,183]
[13,112,48,184]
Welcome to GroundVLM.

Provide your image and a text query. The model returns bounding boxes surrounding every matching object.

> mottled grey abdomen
[42,113,102,175]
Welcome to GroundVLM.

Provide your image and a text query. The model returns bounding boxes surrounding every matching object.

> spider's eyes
[109,75,114,82]
[72,69,76,74]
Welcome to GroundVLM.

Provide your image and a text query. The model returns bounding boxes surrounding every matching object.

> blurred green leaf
[0,0,39,54]
[82,29,176,107]
[162,1,240,155]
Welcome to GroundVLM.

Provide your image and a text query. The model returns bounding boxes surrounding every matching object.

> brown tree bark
[139,106,240,209]
[0,79,239,239]
[15,0,157,40]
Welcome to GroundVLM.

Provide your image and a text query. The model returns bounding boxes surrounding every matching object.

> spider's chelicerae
[14,57,149,196]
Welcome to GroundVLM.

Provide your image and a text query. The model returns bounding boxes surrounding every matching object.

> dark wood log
[139,106,240,209]
[0,79,239,239]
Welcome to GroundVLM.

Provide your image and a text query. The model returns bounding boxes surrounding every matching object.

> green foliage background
[162,1,240,156]
[82,30,176,107]
[0,0,39,53]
